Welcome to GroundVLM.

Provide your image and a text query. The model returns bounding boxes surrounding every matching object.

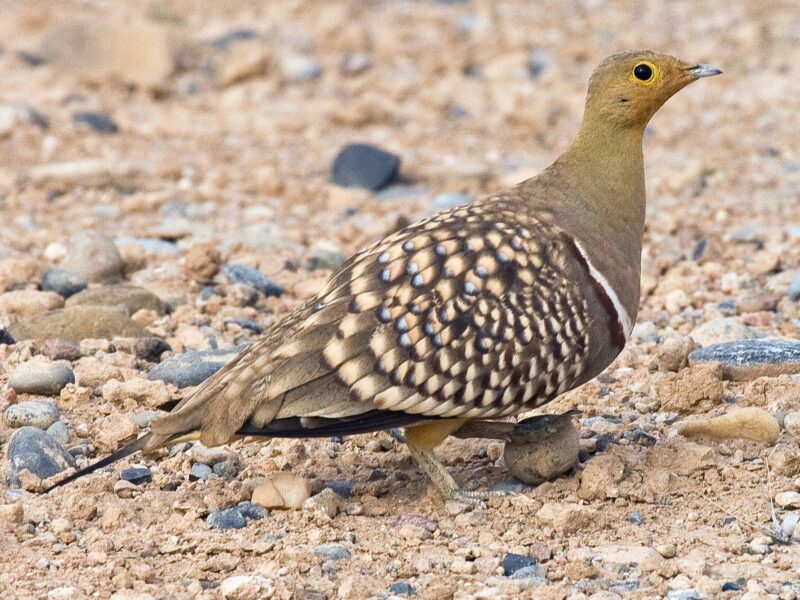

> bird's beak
[687,63,722,78]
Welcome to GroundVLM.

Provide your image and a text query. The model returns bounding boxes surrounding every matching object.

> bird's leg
[404,421,511,505]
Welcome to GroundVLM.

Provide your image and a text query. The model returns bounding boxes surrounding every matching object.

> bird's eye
[633,63,654,82]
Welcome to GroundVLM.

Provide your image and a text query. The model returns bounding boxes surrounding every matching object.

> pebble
[3,400,61,429]
[667,590,701,600]
[133,410,160,429]
[252,473,311,510]
[655,543,677,558]
[72,111,119,133]
[102,378,171,408]
[183,242,222,283]
[627,511,645,524]
[236,501,268,521]
[39,339,82,361]
[0,503,24,524]
[678,407,780,445]
[0,327,14,345]
[657,363,724,413]
[213,460,240,480]
[279,54,322,82]
[189,463,213,481]
[388,582,415,596]
[330,143,400,191]
[41,269,87,298]
[206,502,266,530]
[657,334,696,372]
[6,426,77,486]
[219,575,273,600]
[690,317,760,347]
[536,502,603,534]
[95,415,137,450]
[120,467,152,485]
[148,344,249,387]
[785,411,800,438]
[9,306,152,343]
[502,553,536,576]
[303,488,343,518]
[59,231,124,283]
[748,536,772,554]
[66,285,165,315]
[781,512,798,538]
[46,421,70,445]
[223,264,284,297]
[116,237,179,256]
[325,479,354,498]
[8,360,75,396]
[189,443,235,466]
[775,491,800,508]
[307,250,348,271]
[0,290,64,319]
[313,543,351,561]
[689,338,800,380]
[503,412,579,484]
[788,274,800,302]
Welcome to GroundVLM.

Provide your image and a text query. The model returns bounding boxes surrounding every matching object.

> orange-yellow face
[585,50,721,127]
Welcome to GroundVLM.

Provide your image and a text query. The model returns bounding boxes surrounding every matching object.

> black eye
[633,63,653,81]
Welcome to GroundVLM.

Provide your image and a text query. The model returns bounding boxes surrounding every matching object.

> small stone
[102,378,171,408]
[678,408,780,445]
[388,582,415,596]
[95,415,137,451]
[223,264,284,297]
[252,473,311,510]
[39,339,82,361]
[183,242,221,283]
[217,41,271,86]
[46,421,70,445]
[9,306,152,343]
[235,501,268,521]
[788,274,800,302]
[627,511,645,524]
[331,143,400,191]
[0,503,24,524]
[206,507,246,530]
[3,400,60,429]
[785,411,800,438]
[73,111,118,133]
[66,285,165,316]
[780,512,798,538]
[303,488,343,518]
[324,479,354,498]
[658,334,696,372]
[313,543,351,561]
[341,52,372,75]
[280,54,321,82]
[768,446,800,477]
[131,337,171,362]
[25,159,143,191]
[722,582,743,592]
[432,193,474,210]
[690,318,759,347]
[133,410,160,429]
[213,460,240,480]
[8,360,75,396]
[148,344,249,387]
[748,536,772,554]
[59,231,124,283]
[0,290,64,318]
[667,590,701,600]
[189,443,235,466]
[655,543,677,558]
[219,575,273,600]
[536,502,604,534]
[120,467,151,485]
[189,463,213,482]
[594,545,664,573]
[6,426,77,486]
[690,338,800,381]
[502,553,536,576]
[41,269,87,298]
[307,249,348,271]
[503,412,580,484]
[775,491,800,508]
[657,363,724,413]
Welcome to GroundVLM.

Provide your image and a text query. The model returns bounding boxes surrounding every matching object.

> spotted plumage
[46,50,721,503]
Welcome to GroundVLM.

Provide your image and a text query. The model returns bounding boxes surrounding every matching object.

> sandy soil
[0,1,799,598]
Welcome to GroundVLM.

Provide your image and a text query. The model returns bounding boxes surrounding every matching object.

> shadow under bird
[46,51,721,503]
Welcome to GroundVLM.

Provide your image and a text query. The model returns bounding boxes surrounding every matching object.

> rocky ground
[1,1,800,599]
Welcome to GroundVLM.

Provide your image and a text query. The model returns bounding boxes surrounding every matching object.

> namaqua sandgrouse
[48,51,721,502]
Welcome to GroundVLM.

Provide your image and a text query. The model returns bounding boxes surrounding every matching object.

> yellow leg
[404,420,511,504]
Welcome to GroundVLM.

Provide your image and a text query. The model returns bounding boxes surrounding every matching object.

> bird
[45,51,721,503]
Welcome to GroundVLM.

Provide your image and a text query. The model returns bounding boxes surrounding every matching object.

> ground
[0,1,799,599]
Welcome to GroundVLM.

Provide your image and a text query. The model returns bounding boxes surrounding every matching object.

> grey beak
[688,63,722,78]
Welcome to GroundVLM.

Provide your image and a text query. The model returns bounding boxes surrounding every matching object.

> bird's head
[583,50,721,129]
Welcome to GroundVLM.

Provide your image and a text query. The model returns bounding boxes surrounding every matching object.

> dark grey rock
[39,339,82,361]
[132,337,171,362]
[206,507,246,530]
[46,421,70,445]
[6,426,77,486]
[73,111,118,133]
[324,479,354,498]
[689,338,800,381]
[236,501,268,521]
[41,268,87,298]
[189,463,213,481]
[0,327,14,345]
[120,467,152,485]
[223,264,284,297]
[8,360,74,396]
[331,143,400,191]
[502,553,535,576]
[389,582,415,596]
[212,28,258,50]
[527,49,551,79]
[148,344,249,388]
[789,274,800,302]
[313,543,351,561]
[212,460,240,480]
[627,511,645,525]
[223,318,263,334]
[3,400,60,429]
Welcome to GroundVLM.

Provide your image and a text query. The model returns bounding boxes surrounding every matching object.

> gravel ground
[1,1,800,599]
